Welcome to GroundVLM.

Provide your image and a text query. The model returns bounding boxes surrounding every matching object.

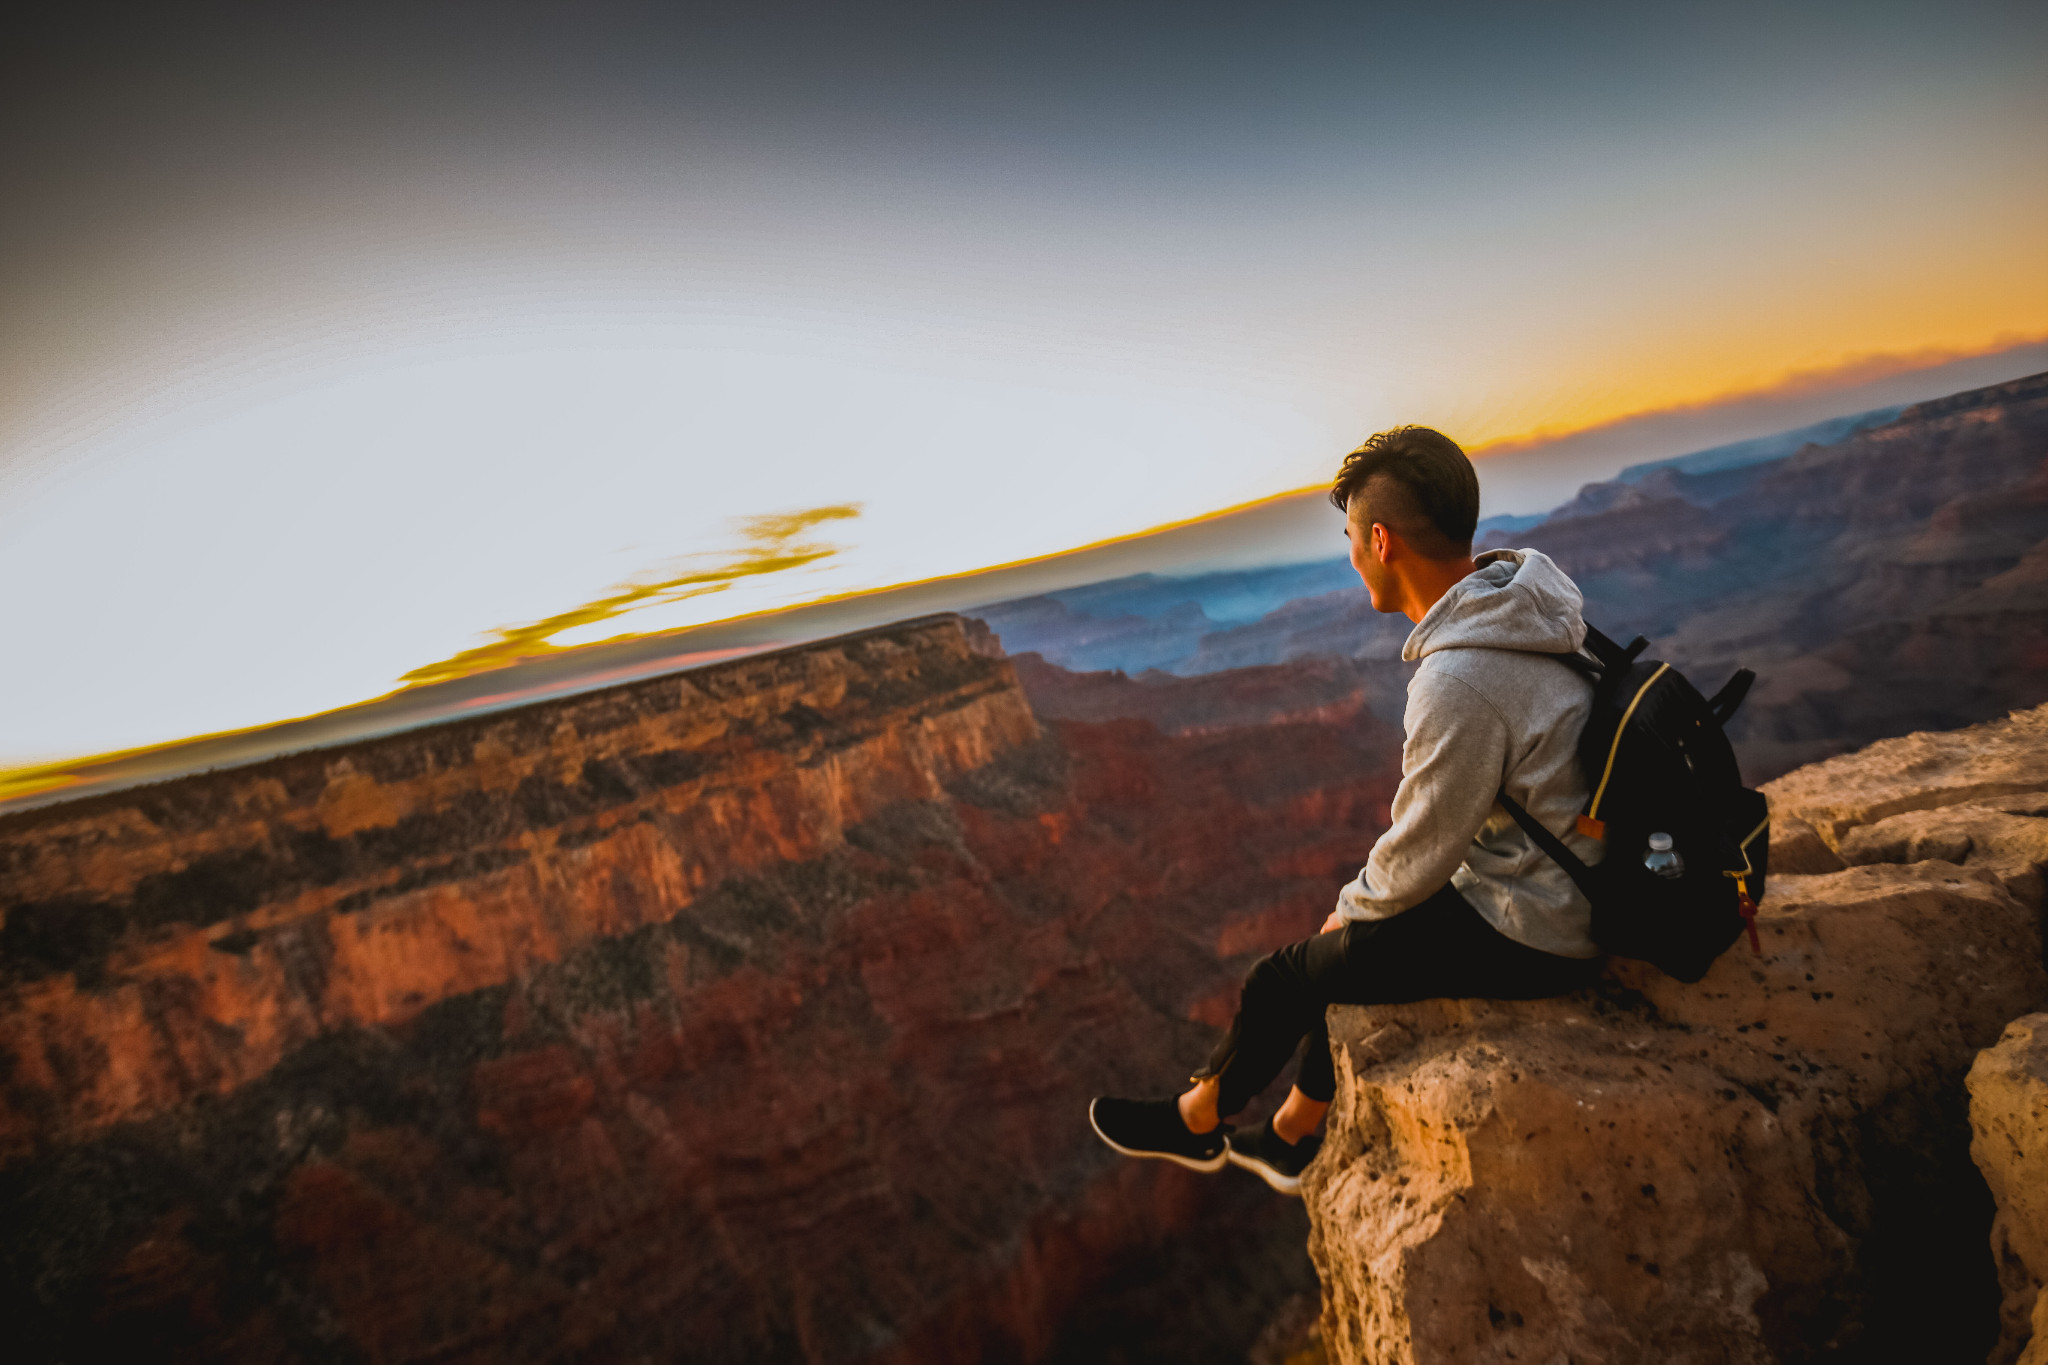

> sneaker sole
[1226,1145,1305,1196]
[1088,1099,1228,1173]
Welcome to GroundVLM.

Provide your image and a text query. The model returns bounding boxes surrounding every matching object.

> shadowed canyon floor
[0,615,1402,1363]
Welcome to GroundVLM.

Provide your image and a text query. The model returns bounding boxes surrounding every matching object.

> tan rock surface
[1839,795,2048,904]
[1765,813,1845,875]
[1306,707,2048,1364]
[1763,702,2048,846]
[1970,1014,2048,1365]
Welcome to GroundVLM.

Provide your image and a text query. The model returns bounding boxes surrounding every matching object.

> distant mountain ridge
[980,369,2048,780]
[973,398,1934,678]
[1610,403,1902,483]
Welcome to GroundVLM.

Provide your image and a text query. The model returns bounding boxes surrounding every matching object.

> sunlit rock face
[0,614,1404,1363]
[1971,1015,2048,1365]
[1303,703,2048,1364]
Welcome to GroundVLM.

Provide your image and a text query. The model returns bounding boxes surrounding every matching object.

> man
[1089,425,1606,1195]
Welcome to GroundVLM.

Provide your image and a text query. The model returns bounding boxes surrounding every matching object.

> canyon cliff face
[1303,703,2048,1363]
[1,614,1404,1363]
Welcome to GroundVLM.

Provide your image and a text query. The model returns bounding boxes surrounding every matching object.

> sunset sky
[2,0,2044,768]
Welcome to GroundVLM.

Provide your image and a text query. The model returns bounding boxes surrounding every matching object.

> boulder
[1969,1014,2048,1365]
[1304,704,2048,1363]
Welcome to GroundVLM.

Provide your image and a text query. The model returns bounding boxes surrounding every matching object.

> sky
[2,0,2045,768]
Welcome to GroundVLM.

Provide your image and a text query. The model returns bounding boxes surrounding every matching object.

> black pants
[1194,883,1603,1116]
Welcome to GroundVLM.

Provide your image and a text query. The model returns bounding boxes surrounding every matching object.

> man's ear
[1371,521,1395,562]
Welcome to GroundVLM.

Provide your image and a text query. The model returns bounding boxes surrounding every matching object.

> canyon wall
[1,614,1405,1362]
[1303,703,2048,1363]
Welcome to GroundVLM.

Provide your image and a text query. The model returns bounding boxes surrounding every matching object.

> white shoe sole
[1089,1099,1228,1173]
[1226,1144,1306,1196]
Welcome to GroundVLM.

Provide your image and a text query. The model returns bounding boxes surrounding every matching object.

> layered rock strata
[1970,1015,2048,1365]
[1304,703,2048,1363]
[0,616,1040,1152]
[2,614,1404,1362]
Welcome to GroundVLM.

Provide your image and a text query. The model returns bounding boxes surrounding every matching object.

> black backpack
[1497,626,1771,982]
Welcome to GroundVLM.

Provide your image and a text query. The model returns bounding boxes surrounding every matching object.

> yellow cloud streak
[397,504,862,687]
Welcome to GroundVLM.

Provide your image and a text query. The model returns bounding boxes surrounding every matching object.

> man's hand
[1321,910,1347,934]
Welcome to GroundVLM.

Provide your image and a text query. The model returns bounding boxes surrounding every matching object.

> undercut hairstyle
[1328,425,1480,560]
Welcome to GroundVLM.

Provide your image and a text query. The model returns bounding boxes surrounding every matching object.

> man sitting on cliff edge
[1090,425,1606,1195]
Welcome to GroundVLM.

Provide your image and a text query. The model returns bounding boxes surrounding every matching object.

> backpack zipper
[1583,662,1672,836]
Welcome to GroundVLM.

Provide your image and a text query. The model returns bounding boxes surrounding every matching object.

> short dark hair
[1328,425,1479,560]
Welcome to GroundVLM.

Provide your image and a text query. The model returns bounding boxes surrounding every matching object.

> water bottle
[1643,832,1685,880]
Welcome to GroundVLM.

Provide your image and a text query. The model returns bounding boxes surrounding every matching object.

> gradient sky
[3,0,2044,767]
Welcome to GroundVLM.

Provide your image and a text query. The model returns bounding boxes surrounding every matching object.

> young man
[1089,425,1606,1195]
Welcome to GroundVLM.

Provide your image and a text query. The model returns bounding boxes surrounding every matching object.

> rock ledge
[1970,1013,2048,1365]
[1306,704,2048,1363]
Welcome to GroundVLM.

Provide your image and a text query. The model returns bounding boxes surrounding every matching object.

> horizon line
[5,333,2042,794]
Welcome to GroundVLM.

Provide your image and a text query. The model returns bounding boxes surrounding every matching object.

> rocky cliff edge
[1304,702,2048,1363]
[1971,1014,2048,1365]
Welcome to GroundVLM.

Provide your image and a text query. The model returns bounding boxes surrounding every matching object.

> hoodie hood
[1402,548,1586,663]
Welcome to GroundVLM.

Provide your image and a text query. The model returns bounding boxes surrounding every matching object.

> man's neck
[1398,555,1480,623]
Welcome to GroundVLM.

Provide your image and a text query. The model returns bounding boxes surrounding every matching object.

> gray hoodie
[1334,547,1603,958]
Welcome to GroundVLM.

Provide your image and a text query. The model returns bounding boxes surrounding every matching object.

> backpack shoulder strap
[1543,648,1600,681]
[1706,668,1755,726]
[1581,624,1650,674]
[1497,788,1601,903]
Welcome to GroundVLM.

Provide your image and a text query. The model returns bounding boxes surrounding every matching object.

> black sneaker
[1226,1118,1322,1195]
[1088,1097,1231,1172]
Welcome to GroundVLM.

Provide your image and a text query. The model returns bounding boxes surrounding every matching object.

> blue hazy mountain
[1611,404,1903,483]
